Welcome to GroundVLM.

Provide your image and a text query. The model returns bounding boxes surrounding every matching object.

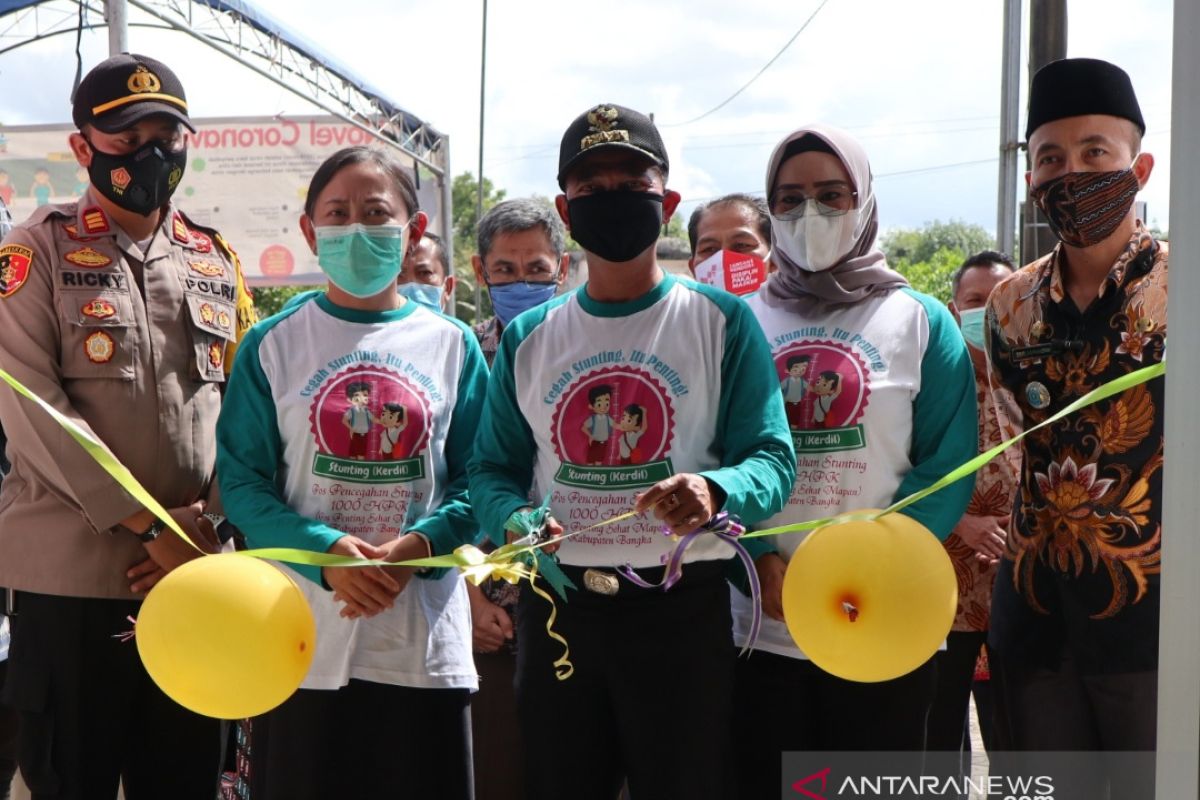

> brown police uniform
[0,191,258,799]
[0,190,249,599]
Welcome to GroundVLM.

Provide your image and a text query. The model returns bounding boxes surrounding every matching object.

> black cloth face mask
[567,191,664,263]
[87,138,188,217]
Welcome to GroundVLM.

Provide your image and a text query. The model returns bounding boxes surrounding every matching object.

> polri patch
[64,246,112,268]
[0,244,34,298]
[84,330,115,363]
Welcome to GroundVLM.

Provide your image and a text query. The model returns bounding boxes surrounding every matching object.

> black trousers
[252,679,473,800]
[0,657,16,800]
[733,649,937,800]
[515,564,736,800]
[927,630,988,752]
[471,651,523,800]
[1,592,222,800]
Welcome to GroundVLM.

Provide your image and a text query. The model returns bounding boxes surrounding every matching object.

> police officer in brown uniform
[0,54,255,799]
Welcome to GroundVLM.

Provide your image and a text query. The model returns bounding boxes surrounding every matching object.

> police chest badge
[65,247,113,269]
[189,260,226,279]
[84,330,115,363]
[208,341,223,369]
[81,299,117,320]
[0,244,33,298]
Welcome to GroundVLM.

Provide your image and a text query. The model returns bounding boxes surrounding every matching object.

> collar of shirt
[1041,222,1158,305]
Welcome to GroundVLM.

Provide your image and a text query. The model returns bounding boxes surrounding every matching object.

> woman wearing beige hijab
[731,124,978,796]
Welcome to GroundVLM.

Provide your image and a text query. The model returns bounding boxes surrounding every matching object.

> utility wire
[659,0,832,127]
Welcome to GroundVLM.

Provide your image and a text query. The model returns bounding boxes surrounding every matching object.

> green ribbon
[741,359,1166,541]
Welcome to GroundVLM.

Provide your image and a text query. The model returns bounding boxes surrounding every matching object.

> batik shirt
[944,353,1021,634]
[985,224,1167,674]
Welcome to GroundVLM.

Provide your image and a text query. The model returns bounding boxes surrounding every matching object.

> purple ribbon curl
[617,512,762,655]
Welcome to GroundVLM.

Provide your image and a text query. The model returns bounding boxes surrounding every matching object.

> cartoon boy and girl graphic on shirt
[341,381,411,461]
[580,384,649,466]
[779,354,843,430]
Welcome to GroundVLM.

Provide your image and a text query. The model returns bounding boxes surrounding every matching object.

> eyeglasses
[768,188,858,218]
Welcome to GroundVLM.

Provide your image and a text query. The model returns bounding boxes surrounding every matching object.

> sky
[0,0,1177,238]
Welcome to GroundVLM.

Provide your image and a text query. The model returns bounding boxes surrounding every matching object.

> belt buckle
[583,568,620,596]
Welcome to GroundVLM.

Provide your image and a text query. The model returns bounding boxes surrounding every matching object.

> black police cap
[557,103,669,189]
[1026,58,1144,140]
[72,53,194,134]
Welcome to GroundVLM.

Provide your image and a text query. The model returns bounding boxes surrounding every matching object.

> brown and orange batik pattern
[984,224,1166,673]
[944,355,1020,633]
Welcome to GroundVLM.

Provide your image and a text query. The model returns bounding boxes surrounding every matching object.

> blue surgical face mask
[488,279,559,326]
[316,222,410,299]
[398,281,444,311]
[958,306,986,350]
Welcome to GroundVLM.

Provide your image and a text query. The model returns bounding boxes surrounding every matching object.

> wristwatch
[137,518,168,543]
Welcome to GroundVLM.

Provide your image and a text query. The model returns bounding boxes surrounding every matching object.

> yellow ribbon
[526,557,574,681]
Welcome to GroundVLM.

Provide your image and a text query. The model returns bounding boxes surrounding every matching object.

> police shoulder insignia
[84,330,116,363]
[81,207,110,235]
[81,298,117,320]
[190,231,213,254]
[65,246,113,269]
[0,244,34,298]
[217,310,232,330]
[172,212,190,244]
[199,302,216,324]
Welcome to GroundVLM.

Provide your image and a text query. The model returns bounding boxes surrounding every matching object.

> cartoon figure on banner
[772,341,870,444]
[342,381,373,460]
[31,168,54,207]
[615,403,648,465]
[73,167,89,198]
[780,354,812,430]
[377,402,409,460]
[0,170,14,205]
[580,384,616,465]
[811,371,844,428]
[311,365,432,468]
[552,367,676,477]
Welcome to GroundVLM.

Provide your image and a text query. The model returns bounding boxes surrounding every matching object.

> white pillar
[106,0,128,55]
[1156,0,1200,796]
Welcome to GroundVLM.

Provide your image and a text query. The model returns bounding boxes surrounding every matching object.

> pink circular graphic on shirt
[773,340,870,431]
[308,364,432,461]
[550,366,676,467]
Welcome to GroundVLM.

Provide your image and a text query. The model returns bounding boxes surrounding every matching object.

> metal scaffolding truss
[0,0,448,175]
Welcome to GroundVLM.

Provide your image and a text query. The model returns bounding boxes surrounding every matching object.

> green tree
[451,172,506,322]
[881,219,995,303]
[252,284,320,318]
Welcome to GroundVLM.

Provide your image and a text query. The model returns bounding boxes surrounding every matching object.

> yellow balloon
[137,554,316,719]
[781,510,957,683]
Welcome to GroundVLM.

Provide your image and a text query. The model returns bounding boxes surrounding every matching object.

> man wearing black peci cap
[984,57,1166,758]
[469,103,794,799]
[0,54,255,798]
